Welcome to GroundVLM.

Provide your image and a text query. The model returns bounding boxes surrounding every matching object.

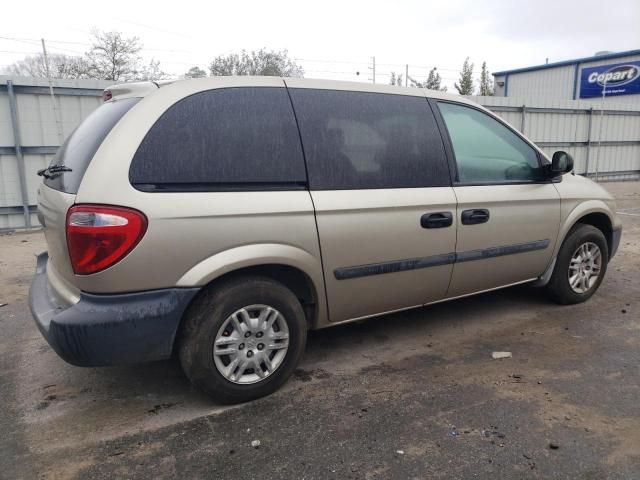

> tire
[179,276,307,404]
[547,224,609,305]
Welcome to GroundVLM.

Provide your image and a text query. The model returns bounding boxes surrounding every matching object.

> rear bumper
[610,226,622,259]
[29,252,199,367]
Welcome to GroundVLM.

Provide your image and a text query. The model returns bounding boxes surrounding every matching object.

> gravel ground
[0,181,639,480]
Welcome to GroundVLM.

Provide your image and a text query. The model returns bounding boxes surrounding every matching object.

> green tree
[185,66,207,78]
[426,67,446,91]
[209,49,304,77]
[454,57,474,95]
[479,61,494,96]
[389,71,404,86]
[409,67,447,91]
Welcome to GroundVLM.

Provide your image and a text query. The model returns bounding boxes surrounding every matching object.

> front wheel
[547,224,609,305]
[179,276,307,404]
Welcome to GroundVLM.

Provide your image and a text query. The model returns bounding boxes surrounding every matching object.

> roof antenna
[545,57,549,64]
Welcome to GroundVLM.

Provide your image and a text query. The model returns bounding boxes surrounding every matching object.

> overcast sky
[2,0,639,90]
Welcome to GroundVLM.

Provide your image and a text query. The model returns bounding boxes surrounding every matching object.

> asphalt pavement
[1,182,639,479]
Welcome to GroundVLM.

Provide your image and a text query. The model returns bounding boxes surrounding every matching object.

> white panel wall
[1,76,638,229]
[1,76,113,229]
[504,65,576,100]
[495,53,640,106]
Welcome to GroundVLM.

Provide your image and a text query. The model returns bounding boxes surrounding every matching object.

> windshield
[44,97,140,193]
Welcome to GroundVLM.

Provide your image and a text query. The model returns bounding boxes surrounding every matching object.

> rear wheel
[179,276,307,403]
[547,224,608,304]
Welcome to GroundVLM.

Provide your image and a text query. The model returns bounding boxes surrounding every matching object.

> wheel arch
[535,203,614,288]
[175,243,328,331]
[574,212,613,254]
[558,203,614,258]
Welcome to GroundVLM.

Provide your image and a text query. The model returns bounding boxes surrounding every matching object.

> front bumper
[29,252,199,367]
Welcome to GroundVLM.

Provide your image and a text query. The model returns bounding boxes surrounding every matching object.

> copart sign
[580,61,640,98]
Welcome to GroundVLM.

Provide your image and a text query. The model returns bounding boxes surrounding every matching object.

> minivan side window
[288,89,450,190]
[437,102,542,183]
[130,87,306,190]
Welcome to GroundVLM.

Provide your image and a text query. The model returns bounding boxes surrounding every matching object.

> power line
[0,49,42,55]
[45,44,85,55]
[295,57,370,65]
[0,35,42,46]
[113,18,195,40]
[1,35,465,82]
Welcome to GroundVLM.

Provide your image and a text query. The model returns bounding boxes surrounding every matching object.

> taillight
[66,205,147,275]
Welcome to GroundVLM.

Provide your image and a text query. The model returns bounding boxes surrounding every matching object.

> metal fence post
[584,107,593,175]
[6,80,32,228]
[520,105,527,134]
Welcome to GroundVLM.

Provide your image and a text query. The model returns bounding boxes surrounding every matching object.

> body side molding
[334,239,550,280]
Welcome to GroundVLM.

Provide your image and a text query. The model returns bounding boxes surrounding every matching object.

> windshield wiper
[37,164,72,179]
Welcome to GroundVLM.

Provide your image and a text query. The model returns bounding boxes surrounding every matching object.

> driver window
[438,102,542,183]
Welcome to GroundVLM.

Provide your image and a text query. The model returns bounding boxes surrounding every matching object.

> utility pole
[41,38,64,144]
[369,56,376,84]
[405,64,408,87]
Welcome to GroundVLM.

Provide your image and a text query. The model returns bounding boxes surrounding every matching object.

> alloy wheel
[568,242,602,294]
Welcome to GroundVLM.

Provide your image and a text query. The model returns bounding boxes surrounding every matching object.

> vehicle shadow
[303,283,550,365]
[95,283,550,398]
[22,283,553,450]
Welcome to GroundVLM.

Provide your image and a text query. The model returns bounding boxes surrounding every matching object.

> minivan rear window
[44,97,140,194]
[129,87,306,191]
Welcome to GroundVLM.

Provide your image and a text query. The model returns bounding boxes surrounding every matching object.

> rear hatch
[38,97,140,295]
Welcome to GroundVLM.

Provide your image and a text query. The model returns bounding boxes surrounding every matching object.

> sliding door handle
[421,212,453,229]
[461,209,490,225]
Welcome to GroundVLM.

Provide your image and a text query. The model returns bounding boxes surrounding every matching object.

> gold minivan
[30,77,622,403]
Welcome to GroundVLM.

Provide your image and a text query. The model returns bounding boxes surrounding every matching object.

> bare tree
[4,53,90,79]
[137,59,169,81]
[85,30,144,81]
[209,49,304,77]
[4,31,168,81]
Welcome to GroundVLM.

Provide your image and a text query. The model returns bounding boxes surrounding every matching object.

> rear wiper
[37,164,72,179]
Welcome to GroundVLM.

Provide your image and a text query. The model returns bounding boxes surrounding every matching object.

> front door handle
[461,209,490,225]
[421,212,453,229]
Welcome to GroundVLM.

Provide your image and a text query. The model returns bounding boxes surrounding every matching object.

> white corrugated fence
[0,76,113,229]
[1,76,638,229]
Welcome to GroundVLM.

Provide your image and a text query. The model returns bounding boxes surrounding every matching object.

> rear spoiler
[103,80,177,102]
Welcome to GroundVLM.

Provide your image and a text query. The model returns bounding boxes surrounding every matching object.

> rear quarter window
[44,97,140,194]
[129,87,306,191]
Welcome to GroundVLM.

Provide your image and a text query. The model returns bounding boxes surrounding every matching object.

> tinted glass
[438,102,541,183]
[288,89,450,190]
[44,97,139,193]
[130,87,306,190]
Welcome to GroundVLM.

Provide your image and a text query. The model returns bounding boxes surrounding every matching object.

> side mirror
[550,151,574,176]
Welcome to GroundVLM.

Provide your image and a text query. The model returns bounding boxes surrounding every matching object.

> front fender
[553,200,617,258]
